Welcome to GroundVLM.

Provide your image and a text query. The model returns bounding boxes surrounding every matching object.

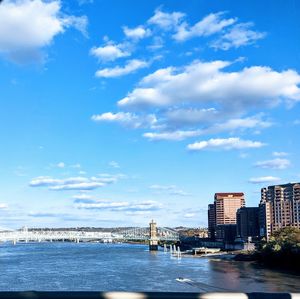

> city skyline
[0,0,300,229]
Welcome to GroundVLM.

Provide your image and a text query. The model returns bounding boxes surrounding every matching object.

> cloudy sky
[0,0,299,229]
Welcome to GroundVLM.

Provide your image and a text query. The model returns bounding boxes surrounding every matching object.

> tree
[257,227,300,271]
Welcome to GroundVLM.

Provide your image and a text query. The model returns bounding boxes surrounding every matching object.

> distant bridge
[119,225,179,242]
[0,222,179,247]
[0,229,114,243]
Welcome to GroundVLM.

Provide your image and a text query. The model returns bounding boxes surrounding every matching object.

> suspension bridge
[0,220,179,250]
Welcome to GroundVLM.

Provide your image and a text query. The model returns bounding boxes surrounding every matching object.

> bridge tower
[149,219,158,251]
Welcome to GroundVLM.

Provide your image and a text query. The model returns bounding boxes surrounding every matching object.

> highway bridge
[0,221,179,247]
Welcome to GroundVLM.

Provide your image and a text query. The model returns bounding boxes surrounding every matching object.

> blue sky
[0,0,300,229]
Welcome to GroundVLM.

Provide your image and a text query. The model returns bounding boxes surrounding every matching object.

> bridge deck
[0,227,179,242]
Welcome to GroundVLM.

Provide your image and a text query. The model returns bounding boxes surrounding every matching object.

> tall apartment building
[259,182,300,239]
[208,192,245,240]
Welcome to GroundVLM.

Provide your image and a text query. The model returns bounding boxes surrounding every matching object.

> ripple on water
[0,242,299,292]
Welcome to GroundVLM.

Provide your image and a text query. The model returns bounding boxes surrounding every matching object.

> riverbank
[180,248,299,274]
[206,250,300,275]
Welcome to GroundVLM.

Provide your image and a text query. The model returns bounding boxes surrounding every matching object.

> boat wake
[176,277,230,292]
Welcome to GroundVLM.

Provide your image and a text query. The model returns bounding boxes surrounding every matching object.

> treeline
[255,227,300,271]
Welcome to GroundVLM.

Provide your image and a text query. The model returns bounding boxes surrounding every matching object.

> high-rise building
[236,207,259,241]
[208,203,216,239]
[214,193,245,225]
[208,192,245,240]
[259,200,272,239]
[259,182,300,239]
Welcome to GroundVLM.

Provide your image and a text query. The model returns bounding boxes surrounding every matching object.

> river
[0,242,299,292]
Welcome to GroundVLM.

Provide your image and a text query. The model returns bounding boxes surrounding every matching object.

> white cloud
[72,193,93,202]
[0,203,8,210]
[184,213,196,218]
[76,200,129,210]
[272,151,289,157]
[148,8,185,30]
[95,59,149,78]
[173,12,236,42]
[118,60,300,110]
[91,112,157,129]
[30,176,61,186]
[0,0,87,63]
[97,173,126,179]
[57,162,65,168]
[109,161,120,169]
[248,176,281,184]
[123,26,151,40]
[92,112,133,122]
[157,110,271,133]
[149,184,190,196]
[64,15,88,37]
[93,111,272,142]
[152,114,272,138]
[143,130,200,141]
[29,175,120,191]
[50,182,105,191]
[127,200,163,211]
[90,43,130,62]
[75,199,162,212]
[254,158,291,170]
[71,163,81,169]
[187,137,265,151]
[52,162,80,169]
[203,115,272,134]
[211,22,266,50]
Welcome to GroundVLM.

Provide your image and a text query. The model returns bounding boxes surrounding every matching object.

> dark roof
[215,192,244,197]
[266,182,300,189]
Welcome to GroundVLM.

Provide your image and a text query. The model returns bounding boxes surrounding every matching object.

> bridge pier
[149,220,158,251]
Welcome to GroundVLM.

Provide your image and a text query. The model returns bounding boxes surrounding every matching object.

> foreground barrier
[0,292,299,299]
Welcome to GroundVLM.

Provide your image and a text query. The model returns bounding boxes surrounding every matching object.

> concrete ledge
[0,292,299,299]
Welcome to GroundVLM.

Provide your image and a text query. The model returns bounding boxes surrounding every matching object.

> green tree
[257,227,300,271]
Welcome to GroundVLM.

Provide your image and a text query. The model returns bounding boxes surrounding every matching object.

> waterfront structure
[259,182,300,239]
[208,192,245,240]
[236,207,260,241]
[149,219,158,251]
[197,228,209,238]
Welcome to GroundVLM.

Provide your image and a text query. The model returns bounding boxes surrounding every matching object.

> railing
[0,292,298,299]
[120,227,179,242]
[0,231,114,242]
[0,228,180,243]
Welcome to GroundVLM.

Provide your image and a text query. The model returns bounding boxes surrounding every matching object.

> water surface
[0,242,299,292]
